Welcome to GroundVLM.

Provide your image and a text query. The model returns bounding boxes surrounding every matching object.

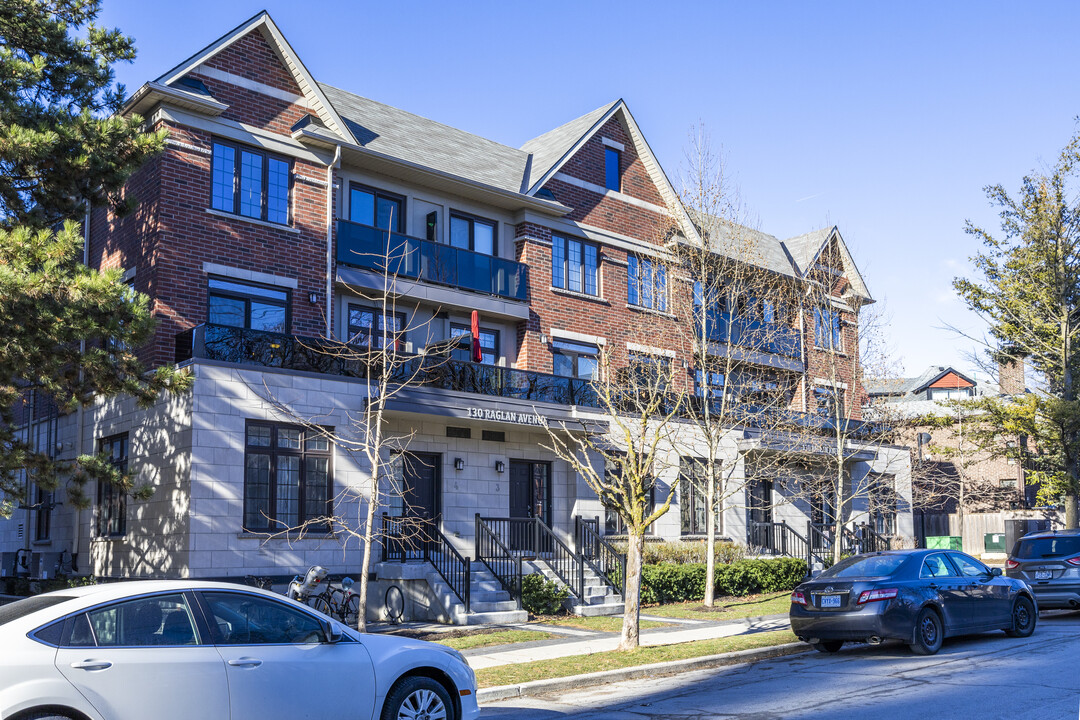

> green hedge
[639,557,807,605]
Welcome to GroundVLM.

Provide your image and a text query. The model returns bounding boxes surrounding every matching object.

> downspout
[325,146,342,337]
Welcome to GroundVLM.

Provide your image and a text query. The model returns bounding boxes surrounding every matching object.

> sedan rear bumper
[790,603,913,643]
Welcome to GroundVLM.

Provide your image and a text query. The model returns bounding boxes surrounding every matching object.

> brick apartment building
[1,12,910,621]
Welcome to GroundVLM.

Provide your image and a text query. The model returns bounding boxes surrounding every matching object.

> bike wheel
[344,594,361,627]
[311,595,332,617]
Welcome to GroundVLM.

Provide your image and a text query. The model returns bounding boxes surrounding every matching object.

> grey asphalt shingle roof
[783,228,833,275]
[520,101,620,192]
[319,83,531,194]
[705,218,798,278]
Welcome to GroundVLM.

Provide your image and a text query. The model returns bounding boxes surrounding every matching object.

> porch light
[495,460,505,473]
[308,291,319,304]
[454,457,465,471]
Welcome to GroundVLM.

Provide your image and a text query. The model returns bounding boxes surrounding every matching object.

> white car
[0,580,478,720]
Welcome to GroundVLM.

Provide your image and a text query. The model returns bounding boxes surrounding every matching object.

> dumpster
[984,533,1006,553]
[926,536,963,551]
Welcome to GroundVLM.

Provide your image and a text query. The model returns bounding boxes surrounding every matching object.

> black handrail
[528,517,583,600]
[575,516,627,599]
[750,520,823,568]
[381,514,470,612]
[475,514,522,609]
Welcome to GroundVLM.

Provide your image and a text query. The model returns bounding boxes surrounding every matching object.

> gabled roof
[783,226,872,302]
[867,366,978,398]
[152,11,355,144]
[318,84,531,195]
[691,214,798,279]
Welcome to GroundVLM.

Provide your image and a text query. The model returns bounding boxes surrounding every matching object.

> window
[71,594,198,647]
[552,338,599,379]
[948,552,990,578]
[450,323,498,365]
[695,370,725,398]
[627,256,667,312]
[34,484,52,542]
[814,306,843,350]
[604,463,655,535]
[920,553,957,579]
[929,387,973,401]
[869,473,897,536]
[350,184,404,232]
[211,140,290,224]
[243,422,332,532]
[814,386,844,416]
[999,478,1018,489]
[201,592,325,645]
[449,212,496,255]
[96,433,128,537]
[680,458,721,535]
[604,147,621,191]
[628,352,671,390]
[347,305,405,350]
[208,277,289,333]
[551,235,599,296]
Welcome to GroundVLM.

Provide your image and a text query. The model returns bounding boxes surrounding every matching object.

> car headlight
[436,645,467,665]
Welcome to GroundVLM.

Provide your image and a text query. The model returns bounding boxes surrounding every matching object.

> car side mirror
[989,567,1002,577]
[324,621,342,644]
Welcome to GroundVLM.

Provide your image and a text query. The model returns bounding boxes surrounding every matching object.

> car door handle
[228,657,263,668]
[71,660,112,671]
[928,583,939,589]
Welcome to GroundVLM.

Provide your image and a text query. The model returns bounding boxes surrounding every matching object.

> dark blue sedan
[790,549,1036,655]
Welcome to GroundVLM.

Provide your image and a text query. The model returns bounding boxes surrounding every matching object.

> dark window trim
[450,322,499,365]
[627,255,667,311]
[96,432,128,538]
[448,209,498,255]
[551,234,600,296]
[210,138,293,225]
[207,275,291,333]
[551,338,599,379]
[604,146,621,192]
[242,420,334,533]
[348,182,406,233]
[346,303,406,350]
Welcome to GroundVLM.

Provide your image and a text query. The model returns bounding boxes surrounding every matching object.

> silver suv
[1005,529,1080,609]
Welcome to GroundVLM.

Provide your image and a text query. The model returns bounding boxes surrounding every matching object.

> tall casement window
[211,140,291,224]
[814,305,843,350]
[208,277,289,333]
[552,338,599,379]
[350,184,404,232]
[603,461,656,535]
[449,212,496,255]
[604,147,621,191]
[813,386,844,417]
[96,433,128,537]
[628,351,672,390]
[869,473,897,536]
[551,235,599,296]
[347,305,405,350]
[680,457,721,535]
[243,422,332,532]
[450,323,499,365]
[34,485,52,542]
[627,256,667,312]
[694,370,725,398]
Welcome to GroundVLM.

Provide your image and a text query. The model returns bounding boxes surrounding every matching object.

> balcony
[336,219,528,302]
[174,324,873,439]
[697,310,802,360]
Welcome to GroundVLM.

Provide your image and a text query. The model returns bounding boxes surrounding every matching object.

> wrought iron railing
[381,514,470,612]
[474,514,522,609]
[575,516,627,599]
[337,219,528,301]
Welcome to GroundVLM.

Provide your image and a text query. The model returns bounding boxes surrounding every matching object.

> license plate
[820,595,842,608]
[1035,570,1052,580]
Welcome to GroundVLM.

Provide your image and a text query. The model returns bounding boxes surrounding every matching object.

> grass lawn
[435,629,555,650]
[529,615,670,632]
[476,629,800,688]
[642,591,792,620]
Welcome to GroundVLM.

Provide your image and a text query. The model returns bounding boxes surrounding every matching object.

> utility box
[926,536,963,551]
[1005,519,1052,554]
[984,533,1007,553]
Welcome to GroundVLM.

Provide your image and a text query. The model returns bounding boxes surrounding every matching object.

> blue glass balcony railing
[336,219,528,302]
[697,310,802,359]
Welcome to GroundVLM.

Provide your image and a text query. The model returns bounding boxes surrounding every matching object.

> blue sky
[99,1,1080,385]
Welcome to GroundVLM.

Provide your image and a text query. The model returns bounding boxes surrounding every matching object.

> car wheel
[813,640,844,653]
[23,713,75,720]
[1004,596,1037,638]
[909,607,943,655]
[381,676,454,720]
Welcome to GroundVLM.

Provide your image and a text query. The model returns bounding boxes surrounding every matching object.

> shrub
[521,573,570,615]
[640,557,807,604]
[611,539,746,565]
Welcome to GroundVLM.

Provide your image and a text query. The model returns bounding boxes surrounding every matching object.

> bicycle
[310,576,360,626]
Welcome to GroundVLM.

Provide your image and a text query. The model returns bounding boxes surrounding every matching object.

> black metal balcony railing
[175,324,877,439]
[698,309,802,359]
[336,219,528,302]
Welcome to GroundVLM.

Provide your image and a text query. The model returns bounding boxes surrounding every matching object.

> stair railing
[475,514,522,609]
[528,517,583,600]
[575,515,627,599]
[382,513,470,612]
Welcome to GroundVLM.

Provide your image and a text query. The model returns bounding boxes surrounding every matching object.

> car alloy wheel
[1005,596,1036,638]
[382,676,453,720]
[910,607,943,655]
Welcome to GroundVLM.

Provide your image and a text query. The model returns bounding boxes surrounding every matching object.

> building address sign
[466,406,547,427]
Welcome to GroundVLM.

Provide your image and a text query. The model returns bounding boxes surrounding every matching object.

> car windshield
[819,554,908,579]
[1013,536,1080,559]
[0,595,75,626]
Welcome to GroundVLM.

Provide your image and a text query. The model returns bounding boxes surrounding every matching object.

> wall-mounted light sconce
[495,460,505,473]
[454,457,465,471]
[539,333,548,345]
[308,291,320,304]
[680,360,690,369]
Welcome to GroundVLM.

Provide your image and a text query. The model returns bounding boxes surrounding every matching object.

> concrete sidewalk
[462,613,791,669]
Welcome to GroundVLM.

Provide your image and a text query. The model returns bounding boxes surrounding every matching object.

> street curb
[477,642,812,703]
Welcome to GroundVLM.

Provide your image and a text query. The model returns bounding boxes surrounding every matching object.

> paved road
[481,611,1080,720]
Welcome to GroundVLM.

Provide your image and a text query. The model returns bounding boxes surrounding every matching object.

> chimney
[999,357,1025,396]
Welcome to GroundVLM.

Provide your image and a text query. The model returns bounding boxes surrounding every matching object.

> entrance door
[747,478,773,550]
[389,452,440,558]
[509,461,551,553]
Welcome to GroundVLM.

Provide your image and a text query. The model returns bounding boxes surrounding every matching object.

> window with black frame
[350,184,404,232]
[449,212,496,255]
[551,235,598,296]
[869,473,897,536]
[603,460,656,535]
[347,305,405,350]
[814,305,843,350]
[813,385,844,416]
[604,147,621,191]
[243,422,332,532]
[680,457,721,535]
[96,433,128,537]
[450,323,498,365]
[551,338,599,380]
[208,277,289,333]
[211,140,291,224]
[627,255,667,312]
[628,351,671,391]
